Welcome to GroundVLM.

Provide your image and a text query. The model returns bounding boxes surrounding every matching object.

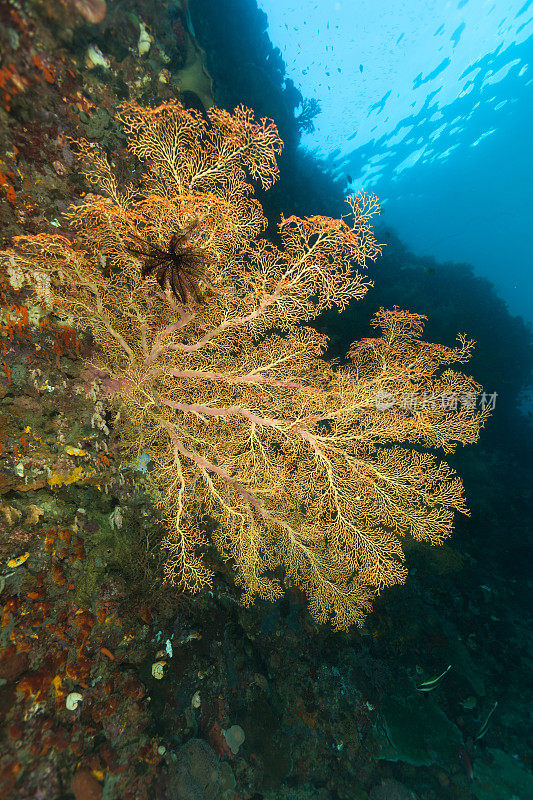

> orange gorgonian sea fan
[0,101,489,629]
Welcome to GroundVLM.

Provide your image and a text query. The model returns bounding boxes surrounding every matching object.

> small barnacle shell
[138,22,153,56]
[191,690,201,708]
[66,692,83,711]
[151,661,167,680]
[86,44,110,70]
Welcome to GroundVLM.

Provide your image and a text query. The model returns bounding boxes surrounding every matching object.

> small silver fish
[474,701,498,741]
[417,664,452,692]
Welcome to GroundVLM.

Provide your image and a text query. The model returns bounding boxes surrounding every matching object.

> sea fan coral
[0,101,489,628]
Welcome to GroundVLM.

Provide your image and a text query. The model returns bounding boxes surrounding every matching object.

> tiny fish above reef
[416,664,452,692]
[475,701,498,741]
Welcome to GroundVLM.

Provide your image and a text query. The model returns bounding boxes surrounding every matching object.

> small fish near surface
[416,664,452,692]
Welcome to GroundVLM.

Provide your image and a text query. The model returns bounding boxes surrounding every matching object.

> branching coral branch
[0,101,490,629]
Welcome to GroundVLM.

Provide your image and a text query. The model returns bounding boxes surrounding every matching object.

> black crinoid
[126,222,210,305]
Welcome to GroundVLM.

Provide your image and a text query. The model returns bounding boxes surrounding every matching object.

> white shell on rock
[138,23,153,56]
[191,690,201,708]
[66,692,83,711]
[86,44,110,70]
[151,661,167,680]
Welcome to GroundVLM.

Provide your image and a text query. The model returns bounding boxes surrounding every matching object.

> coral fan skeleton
[0,101,489,629]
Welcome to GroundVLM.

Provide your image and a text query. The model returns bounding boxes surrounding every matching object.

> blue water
[258,0,533,322]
